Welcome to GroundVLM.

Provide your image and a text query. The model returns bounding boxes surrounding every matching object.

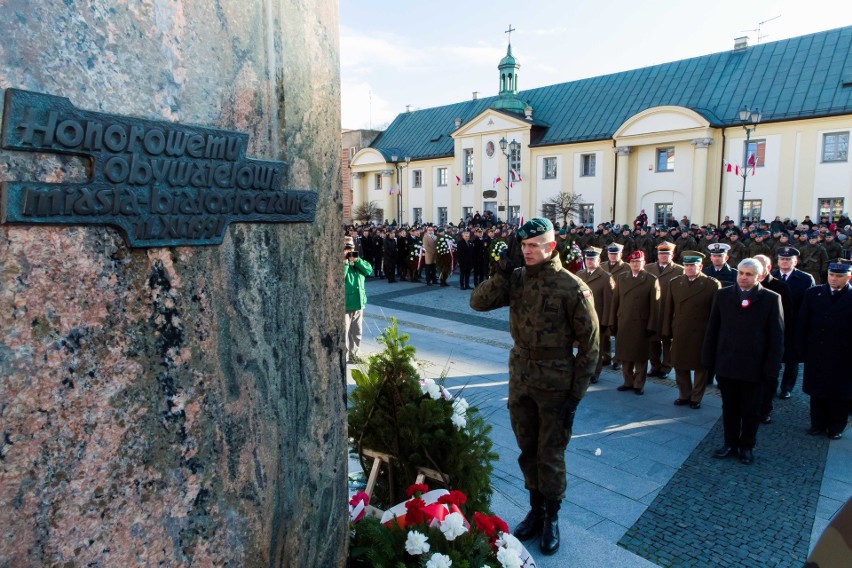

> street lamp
[390,153,411,225]
[737,107,761,225]
[499,137,521,225]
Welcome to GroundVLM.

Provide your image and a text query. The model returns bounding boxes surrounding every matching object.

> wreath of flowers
[488,240,508,263]
[563,243,582,264]
[349,484,537,568]
[435,235,456,256]
[408,242,424,269]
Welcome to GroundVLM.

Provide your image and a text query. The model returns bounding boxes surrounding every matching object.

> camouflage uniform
[470,253,599,500]
[799,241,828,284]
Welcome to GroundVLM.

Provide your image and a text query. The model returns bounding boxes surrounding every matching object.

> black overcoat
[701,284,784,382]
[796,283,852,399]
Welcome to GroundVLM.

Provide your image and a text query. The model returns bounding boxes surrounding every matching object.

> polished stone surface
[0,1,343,566]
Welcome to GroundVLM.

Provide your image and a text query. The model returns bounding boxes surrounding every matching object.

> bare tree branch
[541,192,584,226]
[352,200,383,225]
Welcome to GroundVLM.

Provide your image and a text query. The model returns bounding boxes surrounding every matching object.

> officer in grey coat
[470,218,599,555]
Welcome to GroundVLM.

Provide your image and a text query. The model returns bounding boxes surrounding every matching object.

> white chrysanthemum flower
[439,511,468,541]
[452,397,469,414]
[441,387,453,401]
[404,530,430,555]
[424,379,442,400]
[496,532,523,552]
[425,552,453,568]
[496,546,522,568]
[450,412,467,430]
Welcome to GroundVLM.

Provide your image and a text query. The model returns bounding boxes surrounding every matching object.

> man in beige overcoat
[610,250,660,394]
[422,226,438,285]
[662,251,721,408]
[645,242,684,379]
[576,246,614,383]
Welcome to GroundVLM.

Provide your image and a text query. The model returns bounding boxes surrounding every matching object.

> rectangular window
[437,167,448,186]
[437,207,448,225]
[509,205,520,224]
[412,169,422,188]
[463,149,474,184]
[656,147,675,172]
[823,132,849,162]
[581,154,596,177]
[739,199,762,222]
[413,207,423,224]
[818,198,844,222]
[655,203,674,226]
[462,207,472,220]
[375,173,383,190]
[541,203,556,219]
[579,204,594,225]
[543,157,557,179]
[509,145,521,175]
[744,139,766,168]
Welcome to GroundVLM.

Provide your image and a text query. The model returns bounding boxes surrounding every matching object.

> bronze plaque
[1,89,317,247]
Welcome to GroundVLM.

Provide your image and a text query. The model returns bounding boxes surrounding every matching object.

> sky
[340,0,852,130]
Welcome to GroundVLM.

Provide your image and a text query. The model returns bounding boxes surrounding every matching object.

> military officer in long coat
[645,242,684,379]
[663,252,721,408]
[610,251,660,395]
[771,247,815,397]
[576,246,614,383]
[797,261,852,440]
[603,243,630,370]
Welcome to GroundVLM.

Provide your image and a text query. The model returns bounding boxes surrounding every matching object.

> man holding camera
[344,236,373,363]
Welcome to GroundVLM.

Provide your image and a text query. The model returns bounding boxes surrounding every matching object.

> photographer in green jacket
[344,236,373,363]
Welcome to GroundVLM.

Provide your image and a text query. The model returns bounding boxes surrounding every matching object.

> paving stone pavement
[348,274,852,567]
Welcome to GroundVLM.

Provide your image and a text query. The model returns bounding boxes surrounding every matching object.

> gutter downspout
[717,128,726,227]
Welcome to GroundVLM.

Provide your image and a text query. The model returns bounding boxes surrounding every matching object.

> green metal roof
[370,25,852,160]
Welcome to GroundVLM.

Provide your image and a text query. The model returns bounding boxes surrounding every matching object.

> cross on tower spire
[504,24,516,44]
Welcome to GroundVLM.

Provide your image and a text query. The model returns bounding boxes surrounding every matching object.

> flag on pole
[511,169,523,182]
[396,184,401,196]
[493,176,501,188]
[455,175,461,186]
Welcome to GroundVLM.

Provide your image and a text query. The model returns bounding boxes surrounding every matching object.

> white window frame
[581,153,596,177]
[656,147,675,172]
[744,139,766,168]
[655,203,674,226]
[579,204,594,225]
[822,132,849,163]
[375,173,382,190]
[437,167,448,187]
[543,157,557,179]
[412,169,422,188]
[437,207,448,225]
[463,149,474,184]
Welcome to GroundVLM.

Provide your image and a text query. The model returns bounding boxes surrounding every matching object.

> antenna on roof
[740,14,781,44]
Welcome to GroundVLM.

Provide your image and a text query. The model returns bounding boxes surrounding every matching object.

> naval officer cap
[707,243,731,255]
[681,251,705,264]
[828,260,852,275]
[606,243,624,253]
[777,246,800,258]
[517,217,553,240]
[584,246,602,258]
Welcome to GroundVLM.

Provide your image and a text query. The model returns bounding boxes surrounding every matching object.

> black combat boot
[513,490,545,541]
[540,499,561,555]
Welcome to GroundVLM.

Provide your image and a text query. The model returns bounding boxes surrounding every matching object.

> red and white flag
[396,184,401,196]
[493,176,501,188]
[511,169,522,182]
[455,175,461,186]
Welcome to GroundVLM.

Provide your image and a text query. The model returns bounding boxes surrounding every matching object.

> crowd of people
[344,210,852,555]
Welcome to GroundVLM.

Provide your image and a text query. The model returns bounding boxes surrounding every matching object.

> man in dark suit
[753,255,792,424]
[472,228,487,286]
[703,243,737,287]
[702,258,784,465]
[771,247,815,398]
[797,261,852,440]
[610,250,660,395]
[456,230,474,290]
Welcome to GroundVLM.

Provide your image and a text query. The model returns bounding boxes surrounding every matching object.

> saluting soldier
[645,242,684,379]
[663,251,720,408]
[610,251,660,395]
[703,243,737,287]
[470,218,599,555]
[771,246,815,398]
[577,246,614,383]
[797,260,852,440]
[603,243,629,370]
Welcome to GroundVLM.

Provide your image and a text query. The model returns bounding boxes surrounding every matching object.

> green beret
[517,217,553,240]
[558,228,567,235]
